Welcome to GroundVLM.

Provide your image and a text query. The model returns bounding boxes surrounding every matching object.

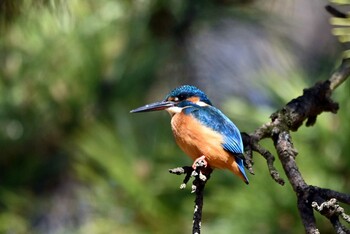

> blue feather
[183,105,243,153]
[182,104,249,183]
[235,157,249,183]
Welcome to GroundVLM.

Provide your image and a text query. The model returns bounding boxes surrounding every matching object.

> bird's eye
[172,94,186,102]
[178,94,186,101]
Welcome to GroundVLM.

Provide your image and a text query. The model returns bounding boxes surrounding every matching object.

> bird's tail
[235,158,249,184]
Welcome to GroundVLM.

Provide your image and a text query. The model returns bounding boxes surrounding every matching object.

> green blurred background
[0,0,349,233]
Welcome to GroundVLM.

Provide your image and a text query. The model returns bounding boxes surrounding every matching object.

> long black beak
[130,100,175,113]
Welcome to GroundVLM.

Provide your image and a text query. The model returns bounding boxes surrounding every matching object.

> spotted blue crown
[165,85,213,106]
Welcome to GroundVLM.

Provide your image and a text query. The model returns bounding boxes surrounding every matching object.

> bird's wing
[187,105,248,183]
[187,106,244,153]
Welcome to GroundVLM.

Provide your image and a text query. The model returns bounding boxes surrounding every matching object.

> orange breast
[170,112,244,179]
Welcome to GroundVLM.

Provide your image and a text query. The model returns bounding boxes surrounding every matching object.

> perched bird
[130,85,249,184]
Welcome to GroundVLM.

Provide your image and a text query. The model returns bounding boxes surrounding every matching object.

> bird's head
[130,85,212,114]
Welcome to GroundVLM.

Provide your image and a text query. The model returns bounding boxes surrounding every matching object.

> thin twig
[169,160,212,234]
[329,58,350,91]
[325,5,348,19]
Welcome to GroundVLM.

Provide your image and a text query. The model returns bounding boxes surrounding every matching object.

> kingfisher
[130,85,249,184]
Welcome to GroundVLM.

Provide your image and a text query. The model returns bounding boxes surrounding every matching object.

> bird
[130,85,249,184]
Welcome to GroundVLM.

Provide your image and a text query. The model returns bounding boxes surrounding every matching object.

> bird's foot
[192,155,208,169]
[169,158,212,192]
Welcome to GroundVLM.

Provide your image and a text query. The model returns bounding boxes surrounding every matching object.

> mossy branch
[242,53,350,234]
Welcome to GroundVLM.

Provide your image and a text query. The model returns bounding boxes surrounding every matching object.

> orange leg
[192,155,208,169]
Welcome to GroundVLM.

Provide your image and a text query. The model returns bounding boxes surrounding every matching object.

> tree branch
[242,133,284,185]
[244,54,350,233]
[325,5,348,19]
[169,160,213,234]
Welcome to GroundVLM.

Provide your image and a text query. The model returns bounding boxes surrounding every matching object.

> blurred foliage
[329,3,350,58]
[0,0,349,233]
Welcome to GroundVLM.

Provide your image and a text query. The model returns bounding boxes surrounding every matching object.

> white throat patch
[166,106,183,115]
